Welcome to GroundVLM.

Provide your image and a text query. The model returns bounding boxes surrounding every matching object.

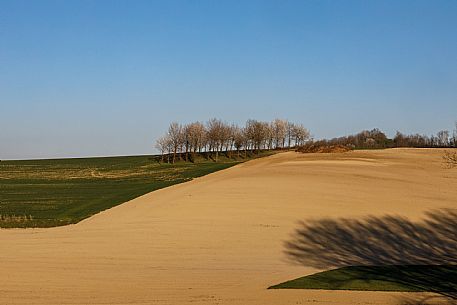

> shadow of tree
[284,209,457,301]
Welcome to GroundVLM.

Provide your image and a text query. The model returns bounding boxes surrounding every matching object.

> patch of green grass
[0,151,273,228]
[269,265,457,293]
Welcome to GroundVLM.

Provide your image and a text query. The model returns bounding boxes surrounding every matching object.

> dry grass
[443,150,457,168]
[296,144,352,153]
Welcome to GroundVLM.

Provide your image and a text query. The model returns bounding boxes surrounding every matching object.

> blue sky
[1,0,456,159]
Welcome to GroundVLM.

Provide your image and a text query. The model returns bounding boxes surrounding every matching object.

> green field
[0,151,271,228]
[269,265,457,293]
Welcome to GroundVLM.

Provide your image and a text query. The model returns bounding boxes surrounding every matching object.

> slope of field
[0,153,267,227]
[0,149,456,305]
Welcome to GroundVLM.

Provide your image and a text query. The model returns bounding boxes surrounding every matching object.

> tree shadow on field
[399,295,456,305]
[284,209,457,303]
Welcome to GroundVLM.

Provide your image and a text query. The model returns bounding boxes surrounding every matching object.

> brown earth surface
[1,149,456,305]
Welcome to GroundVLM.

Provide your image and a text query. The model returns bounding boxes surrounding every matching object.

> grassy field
[269,265,457,293]
[0,151,272,228]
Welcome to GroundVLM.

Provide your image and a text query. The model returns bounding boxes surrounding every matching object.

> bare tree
[265,122,274,150]
[182,124,190,162]
[220,122,232,153]
[242,127,251,157]
[225,124,237,158]
[167,122,183,163]
[437,130,450,147]
[155,135,170,163]
[233,126,245,157]
[207,118,224,161]
[244,119,255,151]
[292,123,310,147]
[245,119,267,152]
[273,119,287,149]
[286,121,295,148]
[186,121,206,155]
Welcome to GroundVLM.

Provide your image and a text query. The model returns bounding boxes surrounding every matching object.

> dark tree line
[307,122,457,150]
[394,123,457,148]
[313,128,392,149]
[155,119,310,163]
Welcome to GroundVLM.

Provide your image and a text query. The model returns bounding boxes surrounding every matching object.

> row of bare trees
[155,119,310,163]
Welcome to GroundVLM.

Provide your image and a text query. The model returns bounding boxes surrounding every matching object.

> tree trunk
[185,142,189,162]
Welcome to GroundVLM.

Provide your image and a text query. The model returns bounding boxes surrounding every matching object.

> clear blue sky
[1,0,456,159]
